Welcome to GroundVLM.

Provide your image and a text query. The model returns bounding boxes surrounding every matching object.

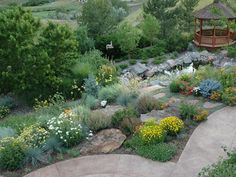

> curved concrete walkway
[23,107,236,177]
[170,106,236,177]
[23,154,175,177]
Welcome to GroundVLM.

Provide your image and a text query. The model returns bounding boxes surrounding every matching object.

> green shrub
[112,107,139,127]
[116,92,138,106]
[166,33,190,53]
[85,110,111,132]
[136,143,176,162]
[119,64,129,70]
[179,103,198,120]
[199,149,236,177]
[82,94,99,110]
[222,87,236,106]
[169,80,182,93]
[193,65,221,85]
[0,8,79,102]
[111,107,140,135]
[98,84,122,103]
[42,137,63,154]
[219,67,236,88]
[227,45,236,58]
[24,147,48,167]
[152,55,165,65]
[84,75,99,97]
[0,114,37,133]
[0,137,26,170]
[137,95,163,114]
[141,60,148,64]
[129,59,137,65]
[23,0,55,6]
[0,95,16,109]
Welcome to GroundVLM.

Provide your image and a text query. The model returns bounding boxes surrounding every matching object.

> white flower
[66,132,69,135]
[60,136,63,139]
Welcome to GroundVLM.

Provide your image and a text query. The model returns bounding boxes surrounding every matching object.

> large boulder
[130,63,148,76]
[80,129,126,155]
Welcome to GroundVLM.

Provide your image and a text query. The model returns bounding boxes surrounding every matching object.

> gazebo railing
[194,29,235,47]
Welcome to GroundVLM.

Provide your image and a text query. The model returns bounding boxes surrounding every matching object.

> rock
[183,55,192,65]
[140,108,180,122]
[158,81,170,87]
[175,58,184,66]
[166,59,176,68]
[167,97,182,108]
[145,66,158,77]
[203,102,223,109]
[153,93,166,99]
[130,63,148,75]
[220,50,228,56]
[80,129,126,155]
[139,85,164,94]
[190,52,200,62]
[93,105,123,118]
[100,100,107,108]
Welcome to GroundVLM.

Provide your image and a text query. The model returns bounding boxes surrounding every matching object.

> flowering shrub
[222,87,236,106]
[34,93,65,111]
[210,91,221,101]
[18,125,49,148]
[138,118,165,144]
[47,112,89,147]
[96,65,117,86]
[194,110,209,122]
[160,116,184,135]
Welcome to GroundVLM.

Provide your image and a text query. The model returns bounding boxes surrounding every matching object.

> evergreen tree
[140,14,160,46]
[116,23,141,59]
[143,0,179,38]
[180,0,200,32]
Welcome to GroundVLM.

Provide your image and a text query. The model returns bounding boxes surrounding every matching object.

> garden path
[23,106,236,177]
[170,106,236,177]
[23,154,176,177]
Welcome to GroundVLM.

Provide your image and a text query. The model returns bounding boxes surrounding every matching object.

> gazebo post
[213,22,216,47]
[200,19,203,45]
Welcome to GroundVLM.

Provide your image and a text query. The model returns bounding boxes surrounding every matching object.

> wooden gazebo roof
[194,0,236,20]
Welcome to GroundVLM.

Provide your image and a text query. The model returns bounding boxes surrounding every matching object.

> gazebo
[193,0,236,48]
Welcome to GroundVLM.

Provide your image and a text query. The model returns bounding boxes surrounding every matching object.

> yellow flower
[160,116,184,135]
[139,118,165,144]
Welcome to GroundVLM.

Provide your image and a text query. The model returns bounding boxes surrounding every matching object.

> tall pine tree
[143,0,179,38]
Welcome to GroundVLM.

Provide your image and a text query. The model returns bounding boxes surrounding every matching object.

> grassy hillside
[123,0,235,26]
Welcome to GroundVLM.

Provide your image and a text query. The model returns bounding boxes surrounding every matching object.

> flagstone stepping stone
[203,102,223,109]
[93,105,123,118]
[80,129,126,155]
[140,108,180,122]
[139,85,164,94]
[153,93,166,99]
[186,99,199,105]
